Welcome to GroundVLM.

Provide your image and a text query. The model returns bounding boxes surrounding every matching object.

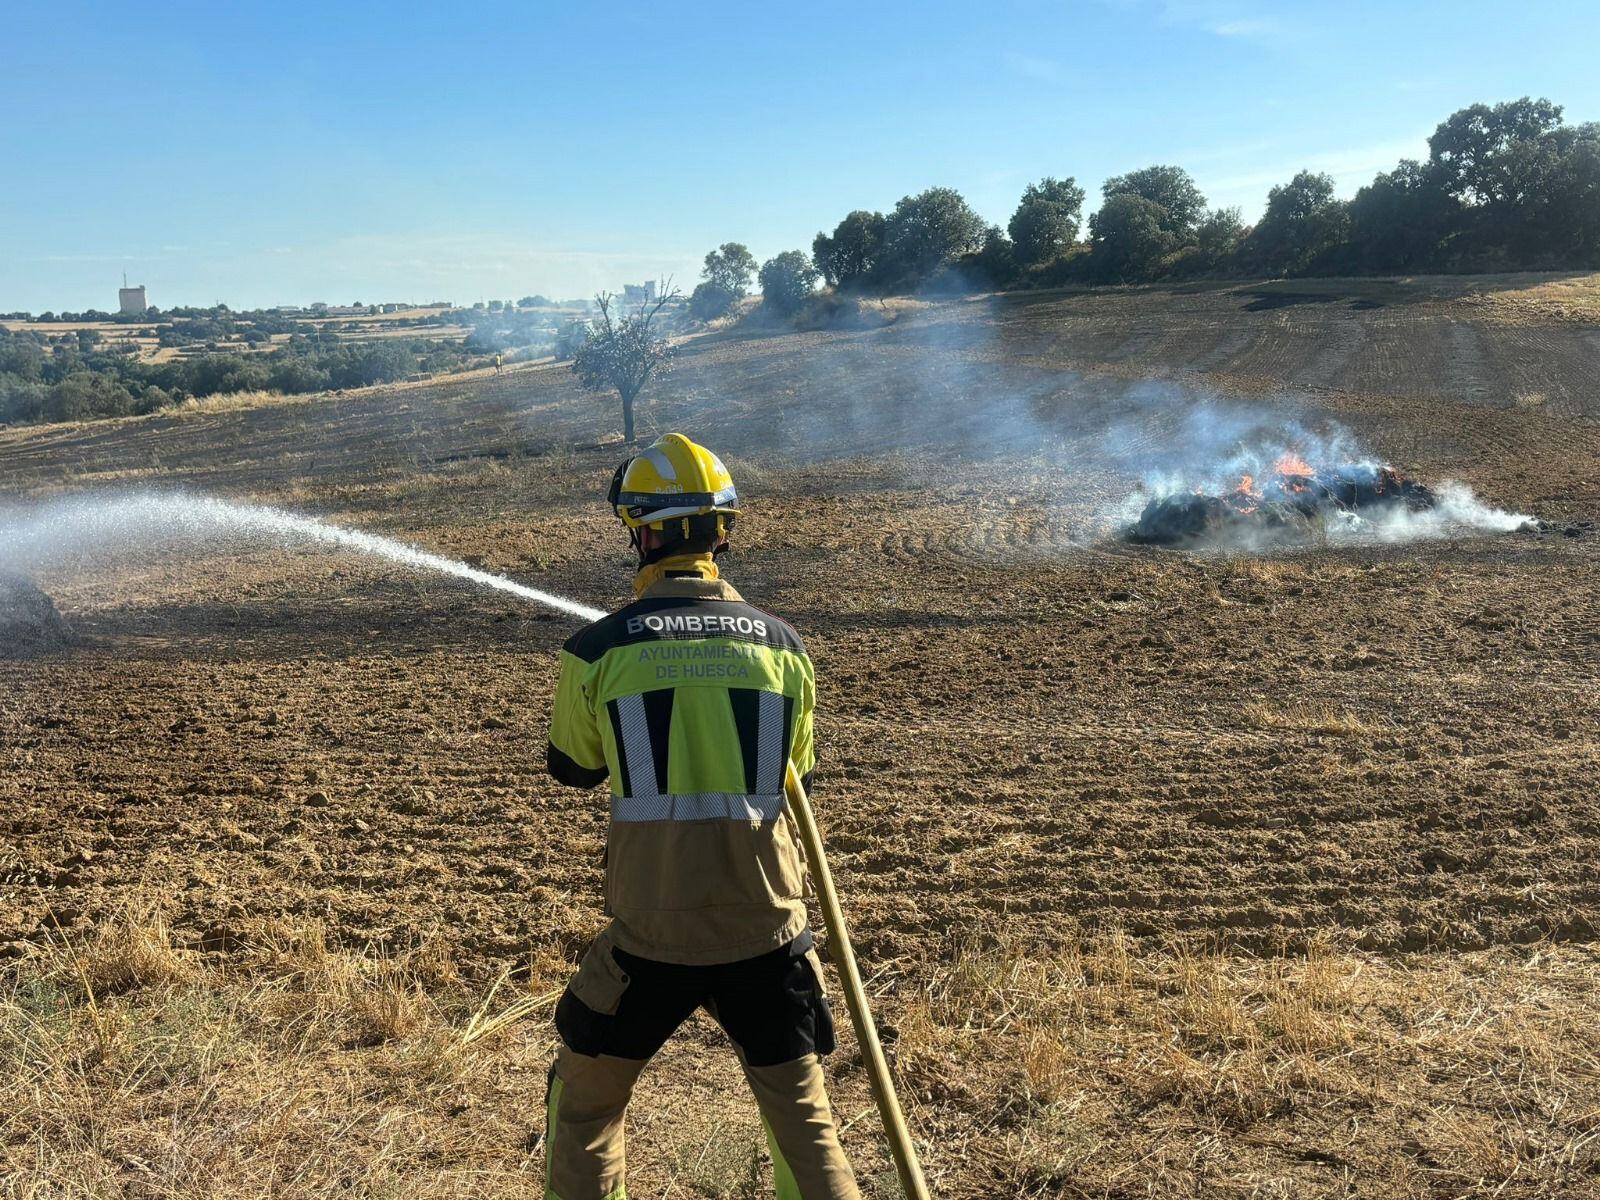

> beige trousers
[544,1043,860,1200]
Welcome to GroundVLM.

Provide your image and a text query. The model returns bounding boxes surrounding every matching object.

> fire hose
[785,762,932,1200]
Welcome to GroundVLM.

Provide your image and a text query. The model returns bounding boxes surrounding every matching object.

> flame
[1268,452,1315,495]
[1372,466,1405,496]
[1274,451,1315,478]
[1160,455,1439,534]
[1228,473,1262,513]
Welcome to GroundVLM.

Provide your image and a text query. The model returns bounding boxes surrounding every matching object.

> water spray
[0,491,606,623]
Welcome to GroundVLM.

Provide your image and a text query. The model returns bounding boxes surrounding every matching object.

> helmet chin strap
[630,518,730,567]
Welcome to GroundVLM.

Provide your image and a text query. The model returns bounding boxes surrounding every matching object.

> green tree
[132,384,174,416]
[878,187,986,286]
[0,333,45,381]
[267,358,333,393]
[1245,171,1351,276]
[1546,123,1600,262]
[1428,97,1564,209]
[688,281,738,321]
[1007,176,1086,266]
[702,243,758,297]
[812,210,887,288]
[44,372,135,422]
[975,225,1020,286]
[1165,207,1245,276]
[1347,160,1459,271]
[1088,194,1174,281]
[758,251,820,315]
[1102,165,1207,239]
[0,377,47,424]
[571,286,677,444]
[1190,207,1246,271]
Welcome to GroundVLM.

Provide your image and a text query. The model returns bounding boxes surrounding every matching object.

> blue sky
[3,0,1596,312]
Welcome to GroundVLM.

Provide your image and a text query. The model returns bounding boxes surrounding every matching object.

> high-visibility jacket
[546,573,817,965]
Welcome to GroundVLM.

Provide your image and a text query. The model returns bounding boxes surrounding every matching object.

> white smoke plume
[672,304,1535,551]
[1103,398,1535,547]
[1362,483,1536,541]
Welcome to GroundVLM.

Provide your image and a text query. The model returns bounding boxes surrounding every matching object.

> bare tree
[570,280,679,444]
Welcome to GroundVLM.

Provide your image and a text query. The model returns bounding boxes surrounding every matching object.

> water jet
[0,491,607,623]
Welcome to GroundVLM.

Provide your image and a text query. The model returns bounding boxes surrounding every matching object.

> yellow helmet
[607,433,740,530]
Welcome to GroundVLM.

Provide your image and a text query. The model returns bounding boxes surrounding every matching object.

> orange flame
[1229,473,1262,513]
[1274,451,1315,478]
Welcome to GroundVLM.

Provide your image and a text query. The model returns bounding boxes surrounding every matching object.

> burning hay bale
[0,574,76,657]
[1128,455,1440,546]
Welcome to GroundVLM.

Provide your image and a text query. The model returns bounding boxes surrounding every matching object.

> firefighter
[543,433,859,1199]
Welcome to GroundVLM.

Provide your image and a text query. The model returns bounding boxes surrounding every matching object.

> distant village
[15,279,672,324]
[0,277,680,423]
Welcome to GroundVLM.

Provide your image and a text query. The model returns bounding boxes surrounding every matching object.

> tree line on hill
[686,97,1599,322]
[0,329,458,425]
[0,302,578,425]
[8,96,1595,428]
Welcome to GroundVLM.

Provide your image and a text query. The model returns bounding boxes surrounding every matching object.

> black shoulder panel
[739,603,807,655]
[563,610,628,663]
[565,597,805,658]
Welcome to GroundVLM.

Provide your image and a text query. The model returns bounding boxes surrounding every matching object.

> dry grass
[1241,698,1393,737]
[1456,272,1600,324]
[893,929,1600,1198]
[0,909,564,1197]
[10,912,1596,1198]
[71,907,190,996]
[175,388,300,415]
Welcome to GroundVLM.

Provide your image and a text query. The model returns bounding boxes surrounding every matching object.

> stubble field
[2,274,1598,1198]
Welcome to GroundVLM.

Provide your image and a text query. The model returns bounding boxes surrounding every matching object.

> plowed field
[2,275,1598,1198]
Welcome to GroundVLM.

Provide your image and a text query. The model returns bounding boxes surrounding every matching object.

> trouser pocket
[567,931,631,1016]
[556,935,705,1060]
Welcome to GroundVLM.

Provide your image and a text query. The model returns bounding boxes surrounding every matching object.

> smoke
[1362,483,1535,542]
[1098,395,1534,546]
[728,298,1536,549]
[687,304,1533,550]
[0,492,606,622]
[1099,394,1365,496]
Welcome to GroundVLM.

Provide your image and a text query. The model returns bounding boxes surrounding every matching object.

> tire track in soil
[1444,319,1496,408]
[1293,314,1366,390]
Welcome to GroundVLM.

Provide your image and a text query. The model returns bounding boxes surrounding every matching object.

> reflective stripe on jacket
[546,574,816,965]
